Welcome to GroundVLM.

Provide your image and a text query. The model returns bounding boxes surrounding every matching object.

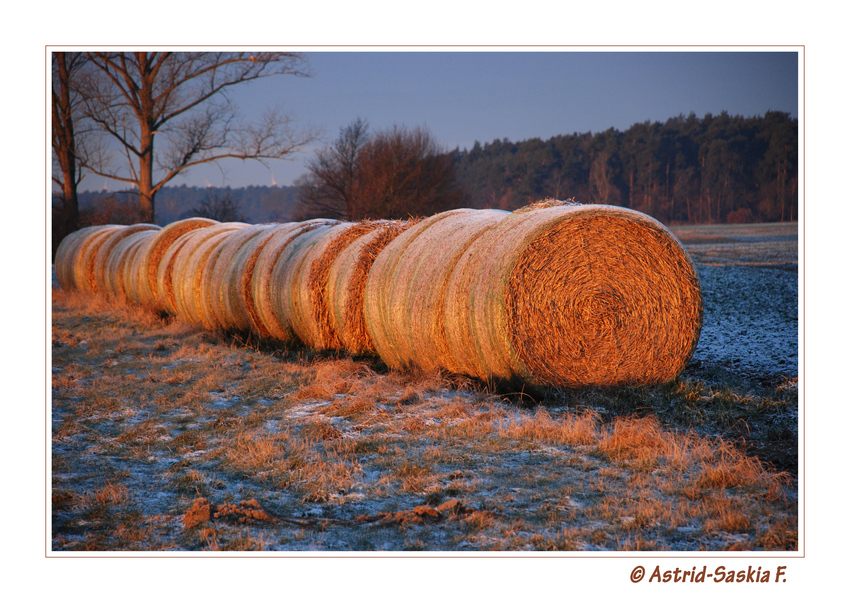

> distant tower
[270,169,278,187]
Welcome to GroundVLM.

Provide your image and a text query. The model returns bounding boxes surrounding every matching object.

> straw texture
[103,229,160,301]
[75,226,124,294]
[135,218,218,309]
[443,204,703,387]
[268,223,344,347]
[93,224,160,296]
[364,210,508,371]
[250,220,337,342]
[168,223,246,321]
[182,228,245,328]
[364,209,478,369]
[297,221,393,350]
[55,225,113,291]
[326,221,411,355]
[54,201,701,388]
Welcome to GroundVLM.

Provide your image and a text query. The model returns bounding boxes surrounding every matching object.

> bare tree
[80,51,316,223]
[189,191,247,222]
[52,52,91,232]
[296,117,370,219]
[296,121,468,220]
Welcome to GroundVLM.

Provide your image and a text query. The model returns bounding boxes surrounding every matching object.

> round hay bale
[74,225,124,294]
[168,223,246,321]
[268,223,349,347]
[442,204,703,387]
[122,230,162,305]
[177,227,246,327]
[205,224,278,331]
[54,225,114,291]
[250,219,338,342]
[296,221,395,350]
[134,217,218,309]
[326,221,411,355]
[92,224,160,296]
[363,208,477,369]
[223,223,300,336]
[378,210,509,372]
[103,229,160,301]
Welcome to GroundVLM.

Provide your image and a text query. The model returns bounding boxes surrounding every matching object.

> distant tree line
[74,185,299,225]
[55,111,798,258]
[452,111,798,224]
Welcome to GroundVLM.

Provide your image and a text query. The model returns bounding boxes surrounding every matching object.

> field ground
[50,222,798,552]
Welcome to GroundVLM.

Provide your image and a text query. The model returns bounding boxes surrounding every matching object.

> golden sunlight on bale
[225,224,297,335]
[55,225,113,291]
[103,229,160,302]
[296,221,396,350]
[268,222,345,347]
[250,220,337,342]
[206,224,279,331]
[442,203,703,387]
[181,226,247,328]
[364,209,508,372]
[364,209,488,369]
[55,199,702,389]
[326,220,411,355]
[134,217,218,310]
[168,223,246,322]
[75,225,124,294]
[93,224,160,296]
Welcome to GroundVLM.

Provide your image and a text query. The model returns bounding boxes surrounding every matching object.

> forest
[452,111,798,224]
[72,111,798,229]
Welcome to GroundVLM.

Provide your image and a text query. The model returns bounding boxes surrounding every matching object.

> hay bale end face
[444,204,703,387]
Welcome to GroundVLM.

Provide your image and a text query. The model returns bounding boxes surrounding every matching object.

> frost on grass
[50,223,798,552]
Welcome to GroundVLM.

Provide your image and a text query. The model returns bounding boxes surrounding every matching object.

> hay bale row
[441,204,703,387]
[54,203,702,387]
[364,202,702,387]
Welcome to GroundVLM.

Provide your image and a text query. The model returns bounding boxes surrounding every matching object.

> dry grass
[51,269,795,552]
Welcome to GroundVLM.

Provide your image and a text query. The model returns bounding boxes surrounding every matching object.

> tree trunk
[53,53,79,229]
[137,54,157,223]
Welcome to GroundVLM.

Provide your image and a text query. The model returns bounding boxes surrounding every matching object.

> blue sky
[89,49,799,191]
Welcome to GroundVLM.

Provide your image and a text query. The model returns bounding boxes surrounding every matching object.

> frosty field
[50,221,799,552]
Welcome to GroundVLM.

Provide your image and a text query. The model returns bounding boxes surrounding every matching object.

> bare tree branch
[79,51,313,222]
